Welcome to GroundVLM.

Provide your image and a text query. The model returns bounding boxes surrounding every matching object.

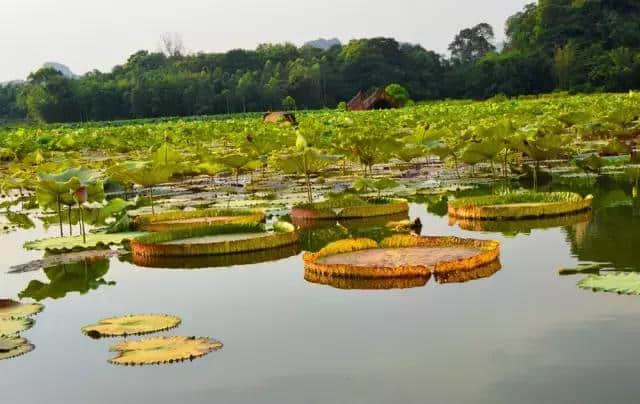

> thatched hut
[262,111,298,126]
[347,89,399,111]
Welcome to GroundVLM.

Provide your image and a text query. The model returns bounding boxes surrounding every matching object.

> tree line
[1,0,639,123]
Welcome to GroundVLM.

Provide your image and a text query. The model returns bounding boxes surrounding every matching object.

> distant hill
[304,38,341,50]
[42,62,77,79]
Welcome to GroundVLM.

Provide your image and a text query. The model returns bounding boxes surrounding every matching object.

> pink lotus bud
[74,187,88,203]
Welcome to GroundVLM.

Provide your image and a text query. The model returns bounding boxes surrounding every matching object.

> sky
[0,0,531,82]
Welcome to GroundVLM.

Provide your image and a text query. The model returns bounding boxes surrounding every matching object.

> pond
[2,177,640,404]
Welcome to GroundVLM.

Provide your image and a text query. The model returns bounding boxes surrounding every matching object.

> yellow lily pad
[81,314,181,338]
[109,336,223,366]
[0,300,44,320]
[0,318,34,337]
[0,337,34,361]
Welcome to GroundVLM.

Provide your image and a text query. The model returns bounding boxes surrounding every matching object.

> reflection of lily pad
[0,318,33,337]
[109,336,223,366]
[578,273,640,295]
[0,300,44,319]
[0,337,34,361]
[24,232,147,252]
[18,259,114,301]
[82,314,181,338]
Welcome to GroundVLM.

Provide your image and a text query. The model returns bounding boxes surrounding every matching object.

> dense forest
[2,0,639,123]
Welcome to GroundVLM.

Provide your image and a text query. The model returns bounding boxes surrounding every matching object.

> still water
[2,177,640,404]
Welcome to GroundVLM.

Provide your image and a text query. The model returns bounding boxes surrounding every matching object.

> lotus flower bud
[73,187,88,203]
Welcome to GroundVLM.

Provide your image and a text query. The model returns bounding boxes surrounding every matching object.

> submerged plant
[108,336,223,366]
[81,314,182,339]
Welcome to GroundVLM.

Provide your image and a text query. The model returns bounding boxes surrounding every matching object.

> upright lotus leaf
[274,146,340,203]
[0,318,33,337]
[601,139,631,156]
[19,259,113,301]
[152,142,182,167]
[81,314,181,338]
[576,154,605,174]
[108,336,223,366]
[37,168,103,237]
[578,273,640,295]
[353,178,376,194]
[109,162,173,214]
[0,300,44,319]
[0,337,34,361]
[215,153,252,183]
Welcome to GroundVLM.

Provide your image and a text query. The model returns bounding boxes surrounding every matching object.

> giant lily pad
[0,300,44,319]
[0,318,33,337]
[81,314,182,338]
[108,336,222,366]
[24,232,146,252]
[578,273,640,295]
[0,337,34,361]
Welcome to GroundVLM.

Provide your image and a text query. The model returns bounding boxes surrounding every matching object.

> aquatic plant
[81,314,181,338]
[133,208,265,232]
[0,300,44,319]
[578,273,640,295]
[0,318,34,337]
[0,337,34,361]
[24,232,146,252]
[108,336,223,366]
[448,191,593,220]
[131,221,298,258]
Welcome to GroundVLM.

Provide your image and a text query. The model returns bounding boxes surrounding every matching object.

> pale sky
[0,0,531,82]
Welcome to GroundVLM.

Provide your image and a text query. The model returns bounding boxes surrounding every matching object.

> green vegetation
[448,192,584,209]
[578,273,640,296]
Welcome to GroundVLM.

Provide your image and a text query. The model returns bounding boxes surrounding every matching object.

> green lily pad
[578,273,640,295]
[0,318,34,337]
[24,232,147,252]
[0,337,34,361]
[0,300,44,319]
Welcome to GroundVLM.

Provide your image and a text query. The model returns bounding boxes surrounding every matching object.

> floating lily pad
[24,232,147,252]
[0,300,44,319]
[108,336,222,366]
[81,314,182,338]
[0,318,34,337]
[9,249,121,274]
[578,273,640,295]
[0,337,34,361]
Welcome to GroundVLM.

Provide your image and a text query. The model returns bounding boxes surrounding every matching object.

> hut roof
[347,89,399,111]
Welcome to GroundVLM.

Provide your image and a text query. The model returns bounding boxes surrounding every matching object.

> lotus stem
[78,201,86,244]
[149,186,155,215]
[68,205,72,236]
[56,194,63,237]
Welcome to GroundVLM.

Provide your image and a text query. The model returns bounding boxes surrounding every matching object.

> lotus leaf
[108,336,222,366]
[82,314,182,338]
[0,337,34,361]
[578,273,640,295]
[0,300,44,319]
[24,232,146,252]
[0,318,33,337]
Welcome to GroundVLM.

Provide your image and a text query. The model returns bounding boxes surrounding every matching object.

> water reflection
[18,258,114,301]
[434,259,502,284]
[304,270,430,290]
[450,211,592,236]
[125,243,301,269]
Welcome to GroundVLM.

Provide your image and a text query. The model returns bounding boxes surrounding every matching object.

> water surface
[2,179,640,404]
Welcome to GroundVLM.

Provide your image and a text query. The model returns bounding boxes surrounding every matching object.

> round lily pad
[0,299,44,320]
[0,337,34,361]
[578,273,640,295]
[81,314,181,338]
[0,318,34,337]
[109,336,223,366]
